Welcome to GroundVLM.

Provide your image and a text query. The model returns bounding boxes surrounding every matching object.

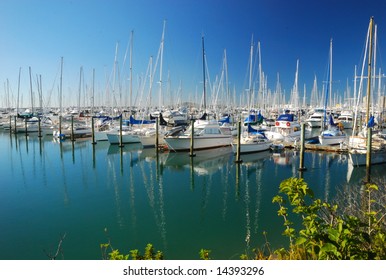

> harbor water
[0,130,385,260]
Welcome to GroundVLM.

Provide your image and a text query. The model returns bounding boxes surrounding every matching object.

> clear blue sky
[1,0,386,109]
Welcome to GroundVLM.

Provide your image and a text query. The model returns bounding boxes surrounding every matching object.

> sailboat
[318,39,347,146]
[348,17,386,167]
[164,36,233,152]
[232,38,272,154]
[319,115,347,145]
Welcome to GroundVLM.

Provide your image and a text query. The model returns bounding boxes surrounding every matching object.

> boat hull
[231,142,271,154]
[164,135,232,151]
[107,132,140,144]
[319,135,346,146]
[348,149,386,167]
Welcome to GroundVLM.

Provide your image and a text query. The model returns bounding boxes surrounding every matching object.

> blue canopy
[277,113,294,122]
[368,115,375,128]
[328,114,336,126]
[129,115,155,125]
[219,115,230,124]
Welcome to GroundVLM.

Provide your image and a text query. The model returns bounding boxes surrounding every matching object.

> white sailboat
[348,17,386,167]
[232,38,272,154]
[164,119,232,152]
[232,124,272,154]
[319,115,347,145]
[164,36,233,152]
[318,39,347,146]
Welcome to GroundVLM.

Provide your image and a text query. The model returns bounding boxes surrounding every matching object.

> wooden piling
[234,120,242,163]
[91,117,96,145]
[298,123,307,171]
[155,117,159,153]
[70,115,75,141]
[189,119,196,157]
[118,115,124,148]
[38,117,42,138]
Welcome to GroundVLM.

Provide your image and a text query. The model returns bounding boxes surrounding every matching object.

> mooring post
[298,123,307,171]
[119,115,124,148]
[11,115,15,134]
[70,115,75,141]
[365,127,372,183]
[189,118,196,157]
[155,117,159,154]
[91,116,96,145]
[235,120,242,163]
[38,116,42,138]
[59,115,62,138]
[24,117,28,137]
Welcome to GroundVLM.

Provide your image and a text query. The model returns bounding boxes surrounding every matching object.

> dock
[281,142,348,153]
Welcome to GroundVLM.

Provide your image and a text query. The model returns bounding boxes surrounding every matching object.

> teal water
[0,131,384,260]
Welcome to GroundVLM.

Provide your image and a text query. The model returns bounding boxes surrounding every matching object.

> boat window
[204,128,221,134]
[194,128,204,135]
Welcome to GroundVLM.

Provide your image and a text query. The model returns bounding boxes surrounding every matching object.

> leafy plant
[271,178,386,260]
[100,228,163,260]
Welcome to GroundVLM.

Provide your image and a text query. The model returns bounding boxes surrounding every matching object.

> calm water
[0,130,384,260]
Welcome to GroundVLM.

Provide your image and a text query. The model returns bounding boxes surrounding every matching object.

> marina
[1,128,385,260]
[1,0,386,265]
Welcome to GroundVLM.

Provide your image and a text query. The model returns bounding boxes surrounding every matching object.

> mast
[158,20,166,110]
[324,39,333,125]
[329,38,333,112]
[17,67,21,114]
[366,17,374,124]
[92,68,95,115]
[78,66,83,115]
[258,41,263,109]
[29,66,34,114]
[59,57,63,114]
[129,30,133,111]
[202,35,206,113]
[248,36,254,111]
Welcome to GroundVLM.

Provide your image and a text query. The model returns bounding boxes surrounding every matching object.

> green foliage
[100,242,164,260]
[271,178,386,260]
[199,249,211,260]
[100,229,163,260]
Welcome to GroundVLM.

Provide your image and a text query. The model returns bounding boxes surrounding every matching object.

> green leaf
[327,228,340,242]
[295,236,307,245]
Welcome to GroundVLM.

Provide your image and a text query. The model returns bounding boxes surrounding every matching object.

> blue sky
[1,0,386,109]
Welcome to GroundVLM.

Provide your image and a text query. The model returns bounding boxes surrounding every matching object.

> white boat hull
[348,149,386,167]
[319,135,346,145]
[231,142,271,154]
[107,132,140,144]
[164,135,232,151]
[139,134,166,148]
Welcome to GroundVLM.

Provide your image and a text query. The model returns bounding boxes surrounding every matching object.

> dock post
[298,123,307,171]
[91,116,96,145]
[234,120,242,163]
[365,127,372,183]
[155,116,159,154]
[59,115,62,138]
[38,116,42,138]
[11,115,14,134]
[118,115,124,148]
[70,115,75,141]
[24,117,28,137]
[189,119,196,157]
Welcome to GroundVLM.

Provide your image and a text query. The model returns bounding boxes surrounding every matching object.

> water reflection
[162,147,232,176]
[2,130,386,260]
